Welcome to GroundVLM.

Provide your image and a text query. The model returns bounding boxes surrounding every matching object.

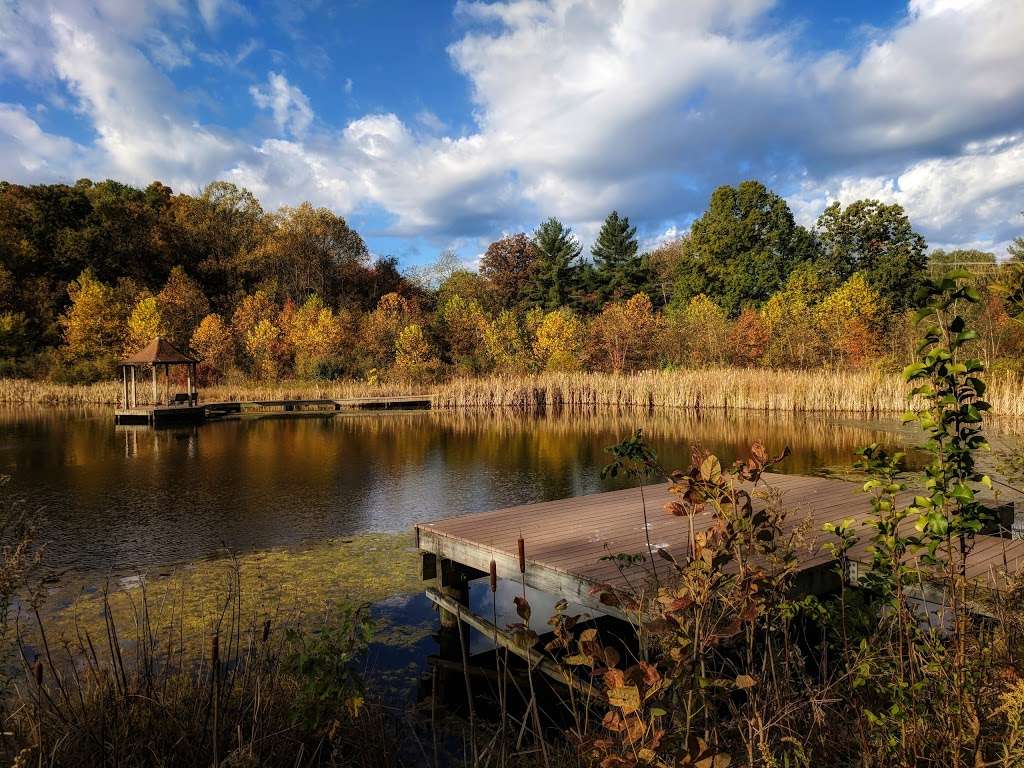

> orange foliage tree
[587,293,661,373]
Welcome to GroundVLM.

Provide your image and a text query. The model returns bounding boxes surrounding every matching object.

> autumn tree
[759,271,822,368]
[232,290,277,373]
[437,269,492,313]
[437,294,490,375]
[245,319,281,380]
[125,296,165,354]
[645,236,690,307]
[484,311,532,374]
[241,203,369,306]
[728,308,769,366]
[359,292,416,374]
[663,294,730,366]
[59,269,126,378]
[391,324,439,384]
[817,273,884,366]
[676,181,816,315]
[479,234,540,309]
[156,266,210,350]
[587,293,661,372]
[288,295,349,378]
[533,308,586,372]
[190,313,235,382]
[815,199,927,309]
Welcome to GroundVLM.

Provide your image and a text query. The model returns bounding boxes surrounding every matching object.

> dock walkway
[114,394,434,425]
[416,472,1024,617]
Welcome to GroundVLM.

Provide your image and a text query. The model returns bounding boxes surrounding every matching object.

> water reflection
[0,405,922,580]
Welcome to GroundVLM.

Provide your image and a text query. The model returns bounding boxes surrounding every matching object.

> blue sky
[1,0,1022,267]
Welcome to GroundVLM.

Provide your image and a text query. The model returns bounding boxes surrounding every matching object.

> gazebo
[119,337,198,408]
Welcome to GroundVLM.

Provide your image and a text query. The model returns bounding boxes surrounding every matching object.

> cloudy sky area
[0,0,1022,265]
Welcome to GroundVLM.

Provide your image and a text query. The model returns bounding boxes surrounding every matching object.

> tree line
[1,177,1021,384]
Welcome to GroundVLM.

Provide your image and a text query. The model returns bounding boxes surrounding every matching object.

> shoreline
[4,368,1024,416]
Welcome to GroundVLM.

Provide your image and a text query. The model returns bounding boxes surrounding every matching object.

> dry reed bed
[434,369,1024,416]
[2,368,1023,415]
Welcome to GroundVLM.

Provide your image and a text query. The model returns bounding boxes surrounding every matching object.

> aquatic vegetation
[34,533,423,655]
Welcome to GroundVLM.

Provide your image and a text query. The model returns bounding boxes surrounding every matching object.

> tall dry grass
[435,368,1024,416]
[3,368,1024,415]
[0,378,427,407]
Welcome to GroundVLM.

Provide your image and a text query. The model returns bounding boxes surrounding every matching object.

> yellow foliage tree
[759,276,821,368]
[245,319,281,380]
[124,296,165,355]
[190,313,235,382]
[663,294,729,366]
[484,310,532,374]
[288,295,348,378]
[60,269,126,375]
[360,292,415,374]
[533,308,586,372]
[391,323,439,384]
[438,294,490,375]
[587,293,662,372]
[231,290,276,373]
[817,272,883,366]
[156,266,210,349]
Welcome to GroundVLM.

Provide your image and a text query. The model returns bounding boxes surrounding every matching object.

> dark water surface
[0,406,919,579]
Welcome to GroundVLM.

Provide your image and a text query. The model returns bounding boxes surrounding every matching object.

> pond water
[0,406,924,579]
[0,405,939,695]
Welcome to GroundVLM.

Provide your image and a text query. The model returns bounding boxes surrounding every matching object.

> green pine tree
[590,210,643,303]
[527,217,582,310]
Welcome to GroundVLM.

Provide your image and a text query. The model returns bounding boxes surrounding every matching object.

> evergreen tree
[528,217,582,310]
[590,211,643,303]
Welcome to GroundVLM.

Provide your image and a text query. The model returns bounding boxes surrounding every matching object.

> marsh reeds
[4,368,1024,415]
[434,368,1024,416]
[2,568,418,768]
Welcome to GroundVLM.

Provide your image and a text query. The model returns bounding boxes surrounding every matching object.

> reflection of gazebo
[119,337,198,408]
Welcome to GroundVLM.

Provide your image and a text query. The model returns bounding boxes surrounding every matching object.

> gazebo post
[151,364,158,406]
[186,363,194,405]
[130,365,137,408]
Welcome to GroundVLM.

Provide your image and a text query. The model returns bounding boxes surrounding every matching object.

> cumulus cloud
[0,0,1022,255]
[0,103,85,178]
[250,72,313,137]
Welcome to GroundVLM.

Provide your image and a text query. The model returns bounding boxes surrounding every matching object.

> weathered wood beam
[425,587,606,703]
[417,528,627,621]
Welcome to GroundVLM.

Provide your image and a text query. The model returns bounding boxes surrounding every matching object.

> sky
[0,0,1022,268]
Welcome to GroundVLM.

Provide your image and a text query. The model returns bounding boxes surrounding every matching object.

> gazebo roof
[121,337,197,365]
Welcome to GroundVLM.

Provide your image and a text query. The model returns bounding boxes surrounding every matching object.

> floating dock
[415,472,1024,619]
[114,394,435,426]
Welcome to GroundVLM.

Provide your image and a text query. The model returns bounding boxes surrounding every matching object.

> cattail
[32,659,43,686]
[489,560,497,593]
[517,537,526,574]
[210,633,220,665]
[262,618,271,643]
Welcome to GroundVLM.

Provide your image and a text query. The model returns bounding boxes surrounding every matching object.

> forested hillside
[1,177,1021,384]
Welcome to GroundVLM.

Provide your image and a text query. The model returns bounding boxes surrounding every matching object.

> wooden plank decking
[114,394,435,425]
[415,472,1024,617]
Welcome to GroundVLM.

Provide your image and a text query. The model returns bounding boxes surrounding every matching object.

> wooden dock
[114,394,435,425]
[415,472,1024,618]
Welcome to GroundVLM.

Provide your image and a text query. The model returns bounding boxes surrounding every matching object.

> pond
[0,405,941,694]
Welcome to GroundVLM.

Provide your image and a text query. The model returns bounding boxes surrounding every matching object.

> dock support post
[437,558,470,632]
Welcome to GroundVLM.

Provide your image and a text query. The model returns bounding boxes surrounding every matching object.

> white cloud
[0,103,84,178]
[195,0,248,31]
[343,77,353,95]
[0,0,1021,258]
[250,71,313,138]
